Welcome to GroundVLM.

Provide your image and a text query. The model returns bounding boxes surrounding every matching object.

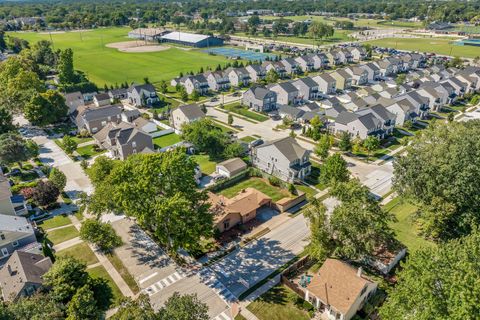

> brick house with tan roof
[303,259,377,320]
[208,188,272,233]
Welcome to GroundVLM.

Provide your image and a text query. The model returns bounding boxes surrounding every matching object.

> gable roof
[94,92,110,101]
[256,136,308,162]
[0,214,34,235]
[0,251,52,301]
[176,104,205,120]
[306,259,374,315]
[217,158,247,174]
[269,82,298,94]
[294,77,318,88]
[278,105,304,119]
[129,83,156,93]
[81,105,123,123]
[248,85,275,99]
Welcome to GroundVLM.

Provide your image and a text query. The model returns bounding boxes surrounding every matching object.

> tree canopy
[393,121,480,240]
[0,133,38,166]
[181,118,231,160]
[79,219,122,253]
[88,151,213,255]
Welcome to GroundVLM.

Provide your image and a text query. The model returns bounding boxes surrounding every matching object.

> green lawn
[219,177,291,202]
[87,265,123,306]
[153,133,182,149]
[56,242,99,266]
[47,226,79,245]
[247,285,312,320]
[106,252,140,294]
[76,144,106,159]
[224,103,270,122]
[39,215,72,230]
[304,162,327,190]
[383,197,435,252]
[191,154,217,175]
[70,136,94,144]
[295,184,317,197]
[365,37,480,59]
[10,27,232,86]
[240,136,257,143]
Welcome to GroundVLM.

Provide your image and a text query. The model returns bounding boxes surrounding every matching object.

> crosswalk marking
[213,311,231,320]
[138,272,158,284]
[143,271,186,296]
[198,268,237,306]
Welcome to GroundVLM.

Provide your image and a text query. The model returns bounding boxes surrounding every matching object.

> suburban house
[344,98,369,112]
[417,86,447,111]
[280,58,300,75]
[341,48,354,63]
[242,86,277,112]
[252,137,311,182]
[312,73,337,95]
[443,77,467,98]
[331,69,353,91]
[127,84,159,107]
[64,91,85,115]
[349,46,367,61]
[345,66,368,86]
[108,88,128,101]
[131,117,158,134]
[226,67,251,87]
[334,111,384,140]
[301,259,377,320]
[171,104,205,131]
[75,105,123,133]
[359,63,381,83]
[93,93,111,107]
[455,71,479,93]
[93,122,154,160]
[0,214,37,261]
[278,105,306,122]
[292,77,320,101]
[326,50,343,65]
[324,103,348,120]
[368,245,407,275]
[121,109,141,123]
[262,61,287,78]
[184,74,210,95]
[268,82,301,105]
[208,188,272,233]
[295,56,315,72]
[0,251,52,302]
[384,98,419,126]
[307,53,329,69]
[357,104,396,135]
[396,91,430,119]
[215,158,248,178]
[374,59,395,78]
[205,71,231,92]
[246,64,267,83]
[1,170,27,216]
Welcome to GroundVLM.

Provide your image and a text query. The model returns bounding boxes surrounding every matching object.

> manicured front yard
[153,133,182,149]
[56,242,99,266]
[247,285,312,320]
[87,265,123,305]
[240,136,257,143]
[39,215,72,230]
[191,154,217,175]
[47,226,79,245]
[219,177,291,202]
[383,197,435,252]
[76,144,106,159]
[304,162,327,190]
[224,103,270,122]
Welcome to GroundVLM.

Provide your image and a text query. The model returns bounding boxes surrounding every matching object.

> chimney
[357,267,363,278]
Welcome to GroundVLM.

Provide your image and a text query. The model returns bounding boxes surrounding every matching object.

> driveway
[33,136,94,198]
[210,213,309,298]
[111,219,232,320]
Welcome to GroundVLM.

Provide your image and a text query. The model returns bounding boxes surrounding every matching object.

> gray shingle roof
[335,111,358,125]
[177,104,205,120]
[82,105,123,122]
[257,137,308,162]
[249,86,274,99]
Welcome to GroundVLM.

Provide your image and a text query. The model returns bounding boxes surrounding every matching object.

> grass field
[87,265,123,305]
[383,197,435,252]
[219,177,291,202]
[56,242,99,266]
[10,27,232,86]
[153,133,182,149]
[191,154,217,174]
[76,144,106,159]
[39,214,72,230]
[47,225,79,245]
[247,284,312,320]
[365,37,480,59]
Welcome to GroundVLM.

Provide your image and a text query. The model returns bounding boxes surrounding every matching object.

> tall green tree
[87,156,118,187]
[158,293,209,320]
[49,168,67,191]
[320,153,350,185]
[0,107,15,134]
[338,132,352,152]
[393,121,480,240]
[89,152,213,255]
[363,136,380,162]
[62,135,78,155]
[66,286,101,320]
[314,134,331,160]
[80,219,122,253]
[111,295,157,320]
[0,133,38,167]
[24,90,68,126]
[58,48,76,84]
[265,69,279,83]
[6,294,64,320]
[304,198,333,261]
[181,118,229,160]
[380,231,480,320]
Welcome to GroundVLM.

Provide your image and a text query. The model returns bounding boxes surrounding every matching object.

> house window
[12,241,18,247]
[132,142,137,148]
[133,149,137,154]
[0,234,5,240]
[1,248,8,257]
[223,219,230,230]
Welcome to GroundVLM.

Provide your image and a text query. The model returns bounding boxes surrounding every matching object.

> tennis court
[204,47,277,61]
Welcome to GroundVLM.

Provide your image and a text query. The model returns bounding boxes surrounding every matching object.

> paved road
[210,213,309,298]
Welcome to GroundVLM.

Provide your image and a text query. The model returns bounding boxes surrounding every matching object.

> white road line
[213,311,231,320]
[139,272,158,284]
[143,271,185,296]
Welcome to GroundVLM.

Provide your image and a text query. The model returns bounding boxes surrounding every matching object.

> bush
[268,176,281,187]
[80,159,89,170]
[32,180,60,207]
[11,181,38,193]
[288,183,297,195]
[80,219,123,253]
[22,164,34,170]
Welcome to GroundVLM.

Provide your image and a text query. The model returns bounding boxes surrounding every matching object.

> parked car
[249,139,264,148]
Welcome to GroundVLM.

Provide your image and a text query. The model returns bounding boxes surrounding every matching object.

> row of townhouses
[171,46,369,95]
